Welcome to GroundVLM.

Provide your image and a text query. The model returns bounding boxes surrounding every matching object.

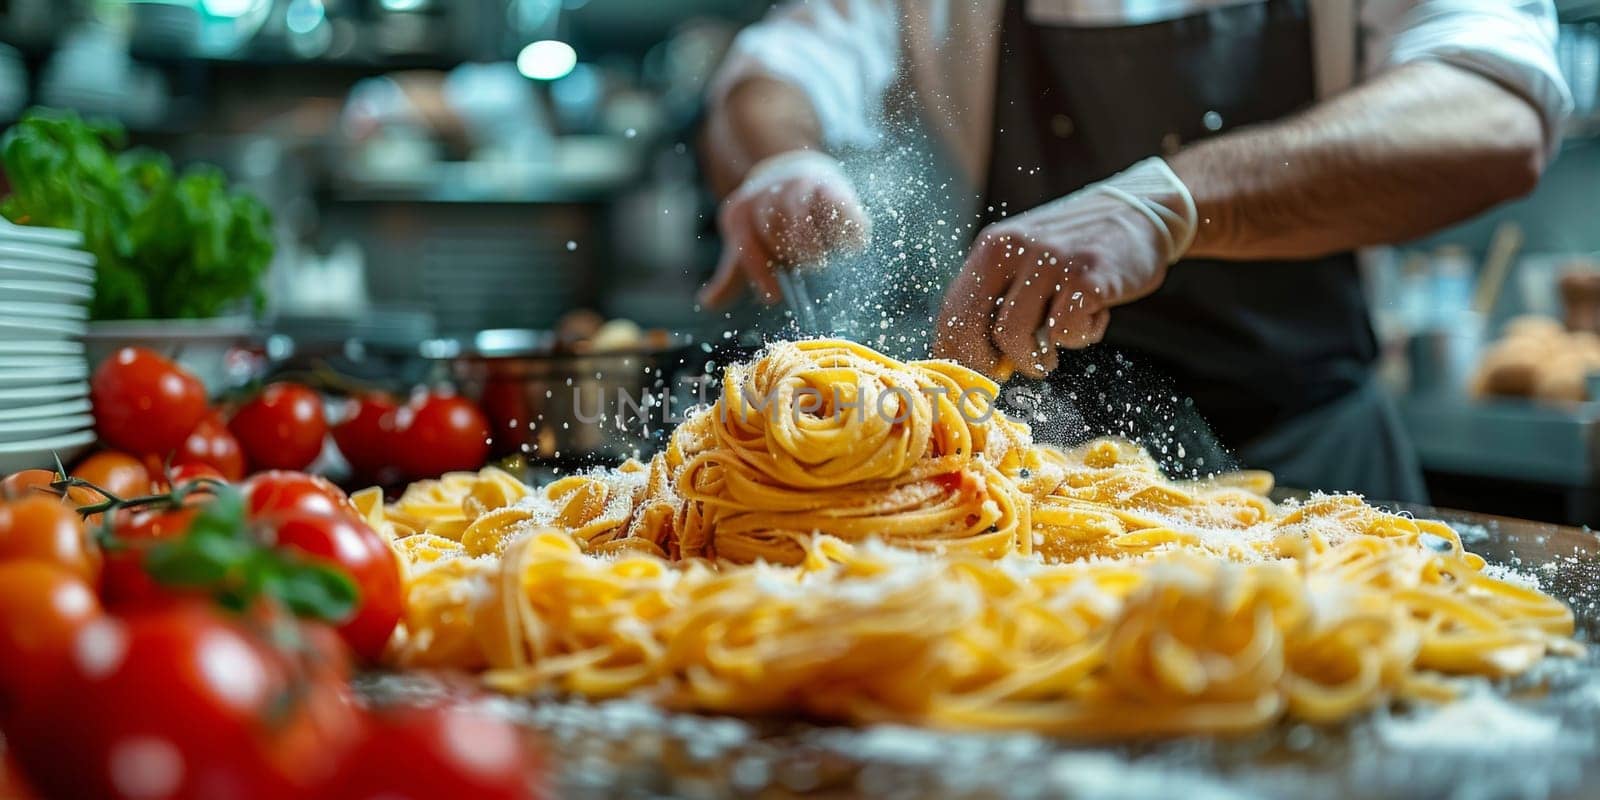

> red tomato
[112,507,199,542]
[168,463,226,487]
[266,663,363,791]
[0,495,99,582]
[315,704,543,800]
[0,562,101,722]
[99,507,200,611]
[91,348,208,459]
[73,451,153,501]
[229,384,328,471]
[174,411,246,481]
[243,472,357,522]
[394,394,490,479]
[298,621,356,683]
[262,511,400,663]
[477,378,527,459]
[0,752,41,800]
[332,394,400,479]
[9,604,343,800]
[0,470,58,501]
[239,605,354,684]
[234,606,364,790]
[0,470,99,510]
[149,463,228,495]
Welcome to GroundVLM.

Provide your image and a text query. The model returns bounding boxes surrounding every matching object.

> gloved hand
[934,157,1198,379]
[699,150,871,307]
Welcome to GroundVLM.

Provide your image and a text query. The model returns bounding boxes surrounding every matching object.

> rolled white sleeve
[707,0,901,151]
[1362,0,1573,157]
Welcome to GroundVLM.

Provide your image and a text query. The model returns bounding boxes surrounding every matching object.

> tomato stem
[49,470,230,553]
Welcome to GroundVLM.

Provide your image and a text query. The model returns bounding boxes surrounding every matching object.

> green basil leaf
[274,560,359,623]
[185,485,248,542]
[144,537,247,587]
[0,108,273,320]
[141,487,253,589]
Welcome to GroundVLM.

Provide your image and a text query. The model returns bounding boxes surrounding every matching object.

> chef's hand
[935,158,1198,379]
[699,150,870,308]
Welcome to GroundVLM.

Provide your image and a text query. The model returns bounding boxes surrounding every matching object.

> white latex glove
[935,157,1198,379]
[699,150,870,307]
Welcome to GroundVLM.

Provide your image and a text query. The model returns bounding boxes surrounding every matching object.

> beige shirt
[711,0,1571,187]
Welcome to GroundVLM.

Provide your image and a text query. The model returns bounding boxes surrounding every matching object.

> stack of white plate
[0,221,96,473]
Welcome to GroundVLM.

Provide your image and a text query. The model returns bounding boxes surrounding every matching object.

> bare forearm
[701,77,825,197]
[1170,61,1547,260]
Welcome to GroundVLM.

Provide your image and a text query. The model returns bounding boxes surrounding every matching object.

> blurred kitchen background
[2,0,1600,526]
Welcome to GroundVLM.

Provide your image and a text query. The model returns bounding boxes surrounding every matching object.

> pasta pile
[365,339,1581,737]
[672,340,1036,563]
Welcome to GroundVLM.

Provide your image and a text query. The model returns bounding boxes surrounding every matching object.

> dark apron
[983,0,1426,502]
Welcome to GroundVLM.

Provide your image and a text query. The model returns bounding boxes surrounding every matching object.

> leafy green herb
[53,469,360,624]
[140,485,360,623]
[0,108,274,320]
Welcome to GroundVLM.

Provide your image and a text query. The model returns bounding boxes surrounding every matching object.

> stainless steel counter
[1396,393,1600,526]
[1396,394,1600,486]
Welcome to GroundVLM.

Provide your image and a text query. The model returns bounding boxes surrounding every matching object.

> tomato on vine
[9,604,358,799]
[73,452,153,501]
[243,472,358,522]
[166,463,227,487]
[99,506,202,611]
[0,561,101,722]
[0,495,99,582]
[261,510,401,663]
[0,470,58,500]
[0,469,98,509]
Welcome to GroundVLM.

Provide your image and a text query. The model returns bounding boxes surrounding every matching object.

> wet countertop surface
[362,506,1600,800]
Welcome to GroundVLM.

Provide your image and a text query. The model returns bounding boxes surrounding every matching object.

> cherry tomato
[266,663,363,791]
[234,605,364,790]
[169,463,226,486]
[73,451,153,501]
[332,394,400,479]
[0,496,98,581]
[315,704,543,800]
[263,511,401,663]
[0,752,41,800]
[5,470,111,530]
[229,383,327,471]
[0,470,100,509]
[10,604,327,799]
[113,506,200,542]
[298,621,356,683]
[477,379,529,459]
[99,507,200,611]
[149,463,228,494]
[239,605,354,684]
[243,472,358,522]
[0,562,101,722]
[394,393,490,479]
[1,470,58,501]
[91,348,208,458]
[174,410,246,481]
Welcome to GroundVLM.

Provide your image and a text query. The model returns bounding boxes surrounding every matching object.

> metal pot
[429,329,756,468]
